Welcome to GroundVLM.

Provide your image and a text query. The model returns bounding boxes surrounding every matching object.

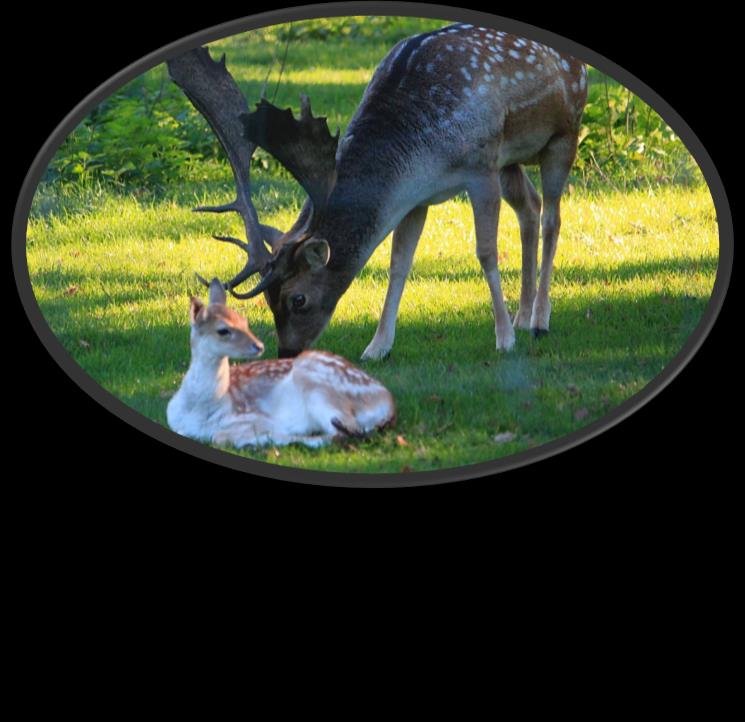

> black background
[11,3,736,504]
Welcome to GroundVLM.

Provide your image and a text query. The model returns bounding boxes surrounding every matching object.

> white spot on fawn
[509,49,521,59]
[461,67,472,81]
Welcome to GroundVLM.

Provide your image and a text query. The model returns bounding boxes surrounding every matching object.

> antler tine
[167,47,275,285]
[227,269,277,300]
[212,234,250,252]
[194,271,211,288]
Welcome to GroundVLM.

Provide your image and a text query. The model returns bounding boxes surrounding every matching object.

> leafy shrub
[574,70,701,188]
[45,74,221,188]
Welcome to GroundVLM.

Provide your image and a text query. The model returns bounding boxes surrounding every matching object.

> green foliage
[270,15,444,42]
[45,73,221,188]
[574,69,700,188]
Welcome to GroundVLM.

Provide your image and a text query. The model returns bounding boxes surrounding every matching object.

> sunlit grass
[26,183,718,473]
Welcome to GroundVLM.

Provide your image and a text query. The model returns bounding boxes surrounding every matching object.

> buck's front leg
[468,174,515,352]
[361,205,428,360]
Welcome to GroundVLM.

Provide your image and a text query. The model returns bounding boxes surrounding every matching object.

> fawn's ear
[190,296,205,324]
[295,238,330,271]
[208,278,227,306]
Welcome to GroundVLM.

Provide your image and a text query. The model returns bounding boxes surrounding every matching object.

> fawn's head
[189,278,264,360]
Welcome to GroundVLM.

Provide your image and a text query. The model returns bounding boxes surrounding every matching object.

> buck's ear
[297,238,330,270]
[190,296,205,324]
[208,278,227,306]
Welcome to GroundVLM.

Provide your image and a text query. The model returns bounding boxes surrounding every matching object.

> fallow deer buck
[166,278,395,448]
[167,23,587,359]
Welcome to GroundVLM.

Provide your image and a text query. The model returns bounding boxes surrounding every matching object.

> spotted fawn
[167,279,396,448]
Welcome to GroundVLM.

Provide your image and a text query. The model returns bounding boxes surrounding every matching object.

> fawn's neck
[182,347,231,406]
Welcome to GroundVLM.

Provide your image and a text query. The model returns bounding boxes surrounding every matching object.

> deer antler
[167,47,275,290]
[241,95,340,229]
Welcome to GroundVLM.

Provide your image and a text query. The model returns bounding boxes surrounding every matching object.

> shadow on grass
[31,264,710,422]
[349,254,718,285]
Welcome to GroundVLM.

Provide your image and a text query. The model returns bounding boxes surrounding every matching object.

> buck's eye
[217,328,231,336]
[291,294,307,311]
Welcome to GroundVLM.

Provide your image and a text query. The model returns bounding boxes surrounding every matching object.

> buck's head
[189,278,264,361]
[262,233,344,357]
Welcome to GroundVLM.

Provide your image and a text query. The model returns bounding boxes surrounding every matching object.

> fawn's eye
[291,294,307,311]
[217,328,231,336]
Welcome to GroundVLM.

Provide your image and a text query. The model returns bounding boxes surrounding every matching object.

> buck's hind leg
[499,165,541,331]
[533,134,577,336]
[468,173,515,352]
[361,205,428,360]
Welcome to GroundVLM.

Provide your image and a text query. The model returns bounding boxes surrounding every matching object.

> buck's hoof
[360,344,392,361]
[531,327,549,338]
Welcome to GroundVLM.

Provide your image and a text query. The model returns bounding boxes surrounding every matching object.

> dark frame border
[12,2,733,488]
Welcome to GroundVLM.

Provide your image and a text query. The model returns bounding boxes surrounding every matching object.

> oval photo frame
[13,4,732,486]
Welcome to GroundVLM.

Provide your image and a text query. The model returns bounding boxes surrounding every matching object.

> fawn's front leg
[213,419,332,449]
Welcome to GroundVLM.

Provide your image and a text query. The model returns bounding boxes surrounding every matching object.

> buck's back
[342,23,587,170]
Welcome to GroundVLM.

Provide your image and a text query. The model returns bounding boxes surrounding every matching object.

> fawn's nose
[245,337,264,356]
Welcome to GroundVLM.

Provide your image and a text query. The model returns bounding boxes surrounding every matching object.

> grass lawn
[26,182,717,473]
[25,20,719,474]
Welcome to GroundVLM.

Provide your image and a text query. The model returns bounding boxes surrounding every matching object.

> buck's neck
[317,134,430,277]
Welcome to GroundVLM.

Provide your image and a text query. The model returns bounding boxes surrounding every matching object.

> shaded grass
[26,185,718,473]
